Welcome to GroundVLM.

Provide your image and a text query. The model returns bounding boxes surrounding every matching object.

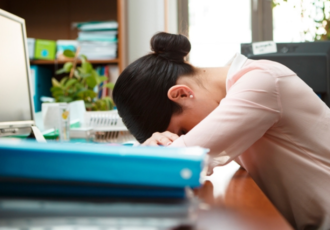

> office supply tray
[71,110,135,143]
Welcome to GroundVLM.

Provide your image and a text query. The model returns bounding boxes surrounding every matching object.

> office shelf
[1,0,124,72]
[1,0,125,107]
[30,59,119,65]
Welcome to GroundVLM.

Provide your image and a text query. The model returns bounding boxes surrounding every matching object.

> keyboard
[0,199,196,230]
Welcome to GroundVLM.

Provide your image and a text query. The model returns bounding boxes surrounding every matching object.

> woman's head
[113,32,196,143]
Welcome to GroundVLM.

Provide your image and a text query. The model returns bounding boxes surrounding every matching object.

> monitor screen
[241,42,330,106]
[0,10,34,124]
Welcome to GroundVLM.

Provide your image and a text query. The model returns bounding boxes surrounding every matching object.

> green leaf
[56,62,73,74]
[75,82,85,90]
[63,62,73,72]
[103,96,114,110]
[63,49,75,58]
[84,89,97,99]
[58,96,73,102]
[92,69,99,77]
[67,88,76,94]
[85,75,97,88]
[82,62,93,74]
[74,69,81,78]
[52,78,61,87]
[60,77,68,86]
[56,68,66,74]
[103,96,113,102]
[73,88,87,97]
[65,78,77,89]
[80,72,92,78]
[94,97,114,111]
[97,76,108,84]
[91,104,98,111]
[80,54,88,63]
[104,82,115,90]
[50,86,63,93]
[85,102,93,109]
[99,100,107,110]
[52,91,65,97]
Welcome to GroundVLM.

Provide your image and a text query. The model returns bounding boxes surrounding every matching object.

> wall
[126,0,178,65]
[167,0,178,34]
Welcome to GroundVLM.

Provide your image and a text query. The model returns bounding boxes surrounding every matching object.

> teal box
[34,39,56,60]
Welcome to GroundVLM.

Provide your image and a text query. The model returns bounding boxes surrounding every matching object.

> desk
[194,162,293,230]
[0,161,293,230]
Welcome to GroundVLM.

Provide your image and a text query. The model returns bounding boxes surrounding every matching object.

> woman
[113,32,330,230]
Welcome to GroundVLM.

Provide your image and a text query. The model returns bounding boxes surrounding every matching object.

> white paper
[69,100,86,125]
[252,41,277,55]
[42,103,60,130]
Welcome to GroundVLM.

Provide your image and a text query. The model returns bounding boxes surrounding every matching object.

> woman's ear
[167,85,194,103]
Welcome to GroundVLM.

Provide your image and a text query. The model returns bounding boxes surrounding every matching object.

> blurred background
[0,0,329,111]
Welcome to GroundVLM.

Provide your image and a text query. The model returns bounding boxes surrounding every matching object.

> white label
[252,41,277,55]
[180,168,192,179]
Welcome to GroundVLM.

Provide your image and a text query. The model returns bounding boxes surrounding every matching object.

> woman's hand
[142,131,179,146]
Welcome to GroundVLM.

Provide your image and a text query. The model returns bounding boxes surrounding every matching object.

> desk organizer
[70,110,135,143]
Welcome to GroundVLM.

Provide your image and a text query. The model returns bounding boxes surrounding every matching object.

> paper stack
[76,21,118,60]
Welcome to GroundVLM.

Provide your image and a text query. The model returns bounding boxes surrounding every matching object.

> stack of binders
[0,140,208,200]
[76,21,118,60]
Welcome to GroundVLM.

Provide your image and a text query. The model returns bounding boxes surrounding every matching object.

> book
[75,21,118,59]
[109,65,119,83]
[76,21,118,31]
[103,65,109,98]
[78,30,118,41]
[79,30,118,36]
[79,41,117,60]
[78,37,117,42]
[97,66,106,99]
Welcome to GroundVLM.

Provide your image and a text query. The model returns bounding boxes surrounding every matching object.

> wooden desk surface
[194,162,293,230]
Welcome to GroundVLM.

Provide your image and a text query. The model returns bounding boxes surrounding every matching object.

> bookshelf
[0,0,125,112]
[0,0,125,72]
[30,59,120,65]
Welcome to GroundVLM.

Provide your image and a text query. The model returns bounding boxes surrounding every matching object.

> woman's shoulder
[243,59,296,78]
[227,58,296,91]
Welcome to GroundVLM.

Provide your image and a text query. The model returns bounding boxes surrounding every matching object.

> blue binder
[0,140,208,190]
[0,181,187,199]
[30,65,52,112]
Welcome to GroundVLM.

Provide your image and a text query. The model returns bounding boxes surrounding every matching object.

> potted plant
[50,50,115,111]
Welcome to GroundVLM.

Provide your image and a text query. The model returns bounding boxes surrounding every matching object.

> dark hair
[113,32,195,143]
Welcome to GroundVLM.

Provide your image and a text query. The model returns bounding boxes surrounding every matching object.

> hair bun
[150,32,191,63]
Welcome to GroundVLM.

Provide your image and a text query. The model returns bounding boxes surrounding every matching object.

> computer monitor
[0,8,44,141]
[241,42,330,106]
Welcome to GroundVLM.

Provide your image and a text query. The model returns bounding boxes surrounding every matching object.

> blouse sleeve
[170,69,281,166]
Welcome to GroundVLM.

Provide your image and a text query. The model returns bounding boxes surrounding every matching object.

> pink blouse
[171,54,330,230]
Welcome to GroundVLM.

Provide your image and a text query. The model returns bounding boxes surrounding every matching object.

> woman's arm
[171,69,281,166]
